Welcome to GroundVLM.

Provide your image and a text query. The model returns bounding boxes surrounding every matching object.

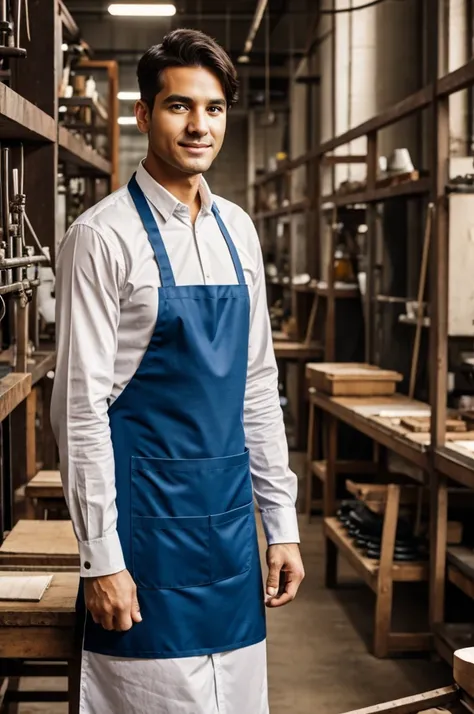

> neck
[143,151,201,218]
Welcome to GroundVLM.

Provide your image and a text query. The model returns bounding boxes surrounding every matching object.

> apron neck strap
[128,173,176,288]
[211,204,246,286]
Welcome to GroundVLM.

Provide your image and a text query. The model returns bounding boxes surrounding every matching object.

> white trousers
[79,640,269,714]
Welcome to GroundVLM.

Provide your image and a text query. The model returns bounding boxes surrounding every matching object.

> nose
[186,108,209,138]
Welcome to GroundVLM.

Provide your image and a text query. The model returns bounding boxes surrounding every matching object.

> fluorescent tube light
[118,116,137,125]
[118,91,141,101]
[108,4,176,16]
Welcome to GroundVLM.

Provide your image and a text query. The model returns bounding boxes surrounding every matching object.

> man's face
[136,65,227,176]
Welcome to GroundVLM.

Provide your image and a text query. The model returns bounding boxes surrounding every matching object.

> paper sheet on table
[0,575,53,601]
[448,440,474,453]
[352,404,431,418]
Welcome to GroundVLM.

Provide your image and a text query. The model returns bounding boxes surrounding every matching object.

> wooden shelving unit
[0,83,56,143]
[0,2,118,543]
[58,126,112,176]
[249,5,474,658]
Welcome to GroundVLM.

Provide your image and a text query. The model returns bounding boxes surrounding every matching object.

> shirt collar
[135,160,214,223]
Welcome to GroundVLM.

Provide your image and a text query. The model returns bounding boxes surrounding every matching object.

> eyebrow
[162,94,226,107]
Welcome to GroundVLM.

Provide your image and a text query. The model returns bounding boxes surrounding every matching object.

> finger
[100,612,115,631]
[131,594,142,624]
[114,612,133,631]
[266,559,282,598]
[266,591,294,608]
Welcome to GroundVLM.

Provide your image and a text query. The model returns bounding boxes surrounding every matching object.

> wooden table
[0,571,79,712]
[0,520,79,569]
[307,391,436,657]
[24,470,65,519]
[273,340,323,450]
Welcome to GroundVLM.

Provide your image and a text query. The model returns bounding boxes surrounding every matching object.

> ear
[135,99,151,134]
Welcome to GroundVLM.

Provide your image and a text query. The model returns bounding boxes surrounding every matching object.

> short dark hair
[137,29,239,112]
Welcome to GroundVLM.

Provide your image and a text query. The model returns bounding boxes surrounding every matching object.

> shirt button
[84,561,91,571]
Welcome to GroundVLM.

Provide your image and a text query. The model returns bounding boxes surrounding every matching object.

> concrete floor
[15,455,451,713]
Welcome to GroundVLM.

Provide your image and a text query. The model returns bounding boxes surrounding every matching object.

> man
[51,28,304,714]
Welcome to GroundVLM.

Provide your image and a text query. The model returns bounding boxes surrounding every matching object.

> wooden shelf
[0,84,56,143]
[434,446,474,489]
[292,283,360,298]
[447,548,474,599]
[433,623,474,666]
[253,200,308,221]
[398,314,431,327]
[273,340,323,360]
[29,351,56,386]
[0,373,31,421]
[58,127,112,176]
[311,459,377,482]
[322,177,430,207]
[324,517,428,590]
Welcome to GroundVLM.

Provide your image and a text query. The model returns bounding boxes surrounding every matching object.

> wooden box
[305,363,403,396]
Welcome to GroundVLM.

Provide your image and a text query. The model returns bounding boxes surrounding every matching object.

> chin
[179,159,213,175]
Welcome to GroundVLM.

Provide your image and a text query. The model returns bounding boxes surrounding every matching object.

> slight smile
[178,143,212,154]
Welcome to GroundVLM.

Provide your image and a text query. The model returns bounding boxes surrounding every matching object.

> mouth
[178,143,212,155]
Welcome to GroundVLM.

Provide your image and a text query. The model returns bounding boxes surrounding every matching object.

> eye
[170,103,188,112]
[208,105,224,114]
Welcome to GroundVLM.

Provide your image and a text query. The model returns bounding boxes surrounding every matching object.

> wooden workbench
[0,571,79,711]
[24,470,65,518]
[307,390,438,657]
[0,520,78,569]
[309,392,432,473]
[273,339,323,450]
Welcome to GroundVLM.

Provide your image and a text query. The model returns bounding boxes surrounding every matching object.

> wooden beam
[437,56,474,97]
[339,686,458,714]
[319,86,433,154]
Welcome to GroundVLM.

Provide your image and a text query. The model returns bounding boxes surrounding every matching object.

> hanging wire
[320,0,398,13]
[0,296,6,323]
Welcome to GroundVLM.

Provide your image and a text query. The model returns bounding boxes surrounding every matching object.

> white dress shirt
[51,160,299,580]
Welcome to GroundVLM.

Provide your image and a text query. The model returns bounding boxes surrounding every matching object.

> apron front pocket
[209,502,254,582]
[132,515,210,589]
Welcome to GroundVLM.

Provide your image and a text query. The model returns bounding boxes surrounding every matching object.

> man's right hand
[84,569,142,632]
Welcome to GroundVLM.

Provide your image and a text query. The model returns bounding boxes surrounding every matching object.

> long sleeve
[243,219,300,545]
[51,224,127,578]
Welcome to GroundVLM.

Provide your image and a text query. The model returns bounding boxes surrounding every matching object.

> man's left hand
[265,543,304,608]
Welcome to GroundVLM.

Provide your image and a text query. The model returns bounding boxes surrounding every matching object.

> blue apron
[79,174,266,659]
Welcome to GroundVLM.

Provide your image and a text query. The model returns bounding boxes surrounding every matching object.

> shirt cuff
[260,507,300,545]
[78,530,126,578]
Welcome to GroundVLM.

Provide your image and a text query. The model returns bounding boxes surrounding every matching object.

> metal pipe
[16,0,21,49]
[242,0,269,56]
[0,255,49,268]
[0,278,39,296]
[1,148,12,285]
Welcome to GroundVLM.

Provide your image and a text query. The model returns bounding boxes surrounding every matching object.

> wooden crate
[306,363,403,396]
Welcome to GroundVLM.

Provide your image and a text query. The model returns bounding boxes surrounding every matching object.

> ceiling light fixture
[118,116,137,125]
[117,91,141,100]
[108,4,176,17]
[237,55,250,64]
[61,43,68,51]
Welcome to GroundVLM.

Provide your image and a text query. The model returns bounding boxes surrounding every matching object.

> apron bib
[78,174,266,658]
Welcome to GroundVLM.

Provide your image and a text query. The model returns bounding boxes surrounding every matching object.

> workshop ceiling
[64,0,313,68]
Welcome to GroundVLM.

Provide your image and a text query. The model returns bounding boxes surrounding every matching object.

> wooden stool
[0,571,80,713]
[24,470,65,519]
[0,520,79,569]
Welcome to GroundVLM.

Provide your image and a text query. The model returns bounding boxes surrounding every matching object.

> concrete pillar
[449,0,469,155]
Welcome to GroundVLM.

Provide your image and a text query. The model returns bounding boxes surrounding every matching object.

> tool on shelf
[0,145,51,368]
[0,0,29,83]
